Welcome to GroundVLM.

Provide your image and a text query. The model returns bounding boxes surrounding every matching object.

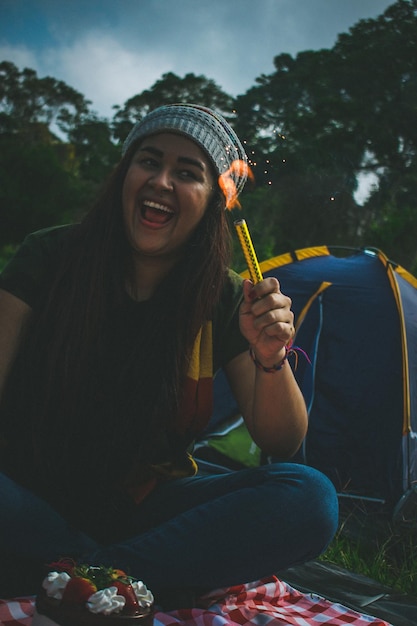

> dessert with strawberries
[31,560,154,625]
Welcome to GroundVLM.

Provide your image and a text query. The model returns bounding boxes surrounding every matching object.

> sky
[0,0,395,119]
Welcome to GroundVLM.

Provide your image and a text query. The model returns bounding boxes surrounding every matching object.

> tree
[0,62,98,243]
[0,135,85,246]
[112,72,235,144]
[65,113,119,185]
[333,0,417,268]
[232,0,417,268]
[0,61,90,139]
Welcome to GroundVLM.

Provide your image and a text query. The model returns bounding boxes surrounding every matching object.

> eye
[179,169,194,179]
[131,150,160,169]
[177,168,200,181]
[139,156,159,168]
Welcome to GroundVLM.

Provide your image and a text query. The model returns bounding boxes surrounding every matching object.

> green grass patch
[321,516,417,596]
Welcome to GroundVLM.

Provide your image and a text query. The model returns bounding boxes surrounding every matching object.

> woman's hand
[239,278,294,368]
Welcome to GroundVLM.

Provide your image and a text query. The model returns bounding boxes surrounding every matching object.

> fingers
[241,278,294,343]
[259,309,294,344]
[243,278,292,318]
[243,277,281,302]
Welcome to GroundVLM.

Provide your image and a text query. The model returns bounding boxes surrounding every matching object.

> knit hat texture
[122,103,248,195]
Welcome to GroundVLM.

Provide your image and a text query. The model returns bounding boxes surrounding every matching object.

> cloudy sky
[1,0,394,119]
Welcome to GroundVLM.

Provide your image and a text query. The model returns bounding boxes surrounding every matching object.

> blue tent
[199,246,417,519]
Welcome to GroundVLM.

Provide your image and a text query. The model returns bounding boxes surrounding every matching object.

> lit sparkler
[218,161,263,284]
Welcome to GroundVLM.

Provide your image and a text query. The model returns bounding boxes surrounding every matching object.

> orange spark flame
[218,160,254,210]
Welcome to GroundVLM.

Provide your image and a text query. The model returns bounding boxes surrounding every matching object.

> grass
[320,503,417,596]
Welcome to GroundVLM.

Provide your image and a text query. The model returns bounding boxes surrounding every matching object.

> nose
[148,168,174,193]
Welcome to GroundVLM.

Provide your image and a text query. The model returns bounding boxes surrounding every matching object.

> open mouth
[141,200,175,225]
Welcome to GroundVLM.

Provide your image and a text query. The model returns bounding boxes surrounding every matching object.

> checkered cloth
[0,576,392,626]
[0,597,33,625]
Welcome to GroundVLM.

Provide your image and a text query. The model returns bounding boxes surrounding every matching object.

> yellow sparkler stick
[234,218,263,284]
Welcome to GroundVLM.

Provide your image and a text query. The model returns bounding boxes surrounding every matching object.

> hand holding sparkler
[219,160,297,363]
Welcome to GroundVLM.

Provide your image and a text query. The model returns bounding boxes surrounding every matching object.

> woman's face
[122,132,215,261]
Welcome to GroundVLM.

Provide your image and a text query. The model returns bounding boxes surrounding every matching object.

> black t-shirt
[0,225,248,536]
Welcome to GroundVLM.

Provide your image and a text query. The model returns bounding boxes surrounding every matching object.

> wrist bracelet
[249,346,288,373]
[249,341,311,373]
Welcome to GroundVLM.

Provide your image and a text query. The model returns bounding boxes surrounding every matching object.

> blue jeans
[0,463,338,593]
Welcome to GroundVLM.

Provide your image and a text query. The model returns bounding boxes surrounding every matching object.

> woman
[0,104,338,602]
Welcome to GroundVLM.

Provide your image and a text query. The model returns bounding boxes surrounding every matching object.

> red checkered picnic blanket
[0,576,392,626]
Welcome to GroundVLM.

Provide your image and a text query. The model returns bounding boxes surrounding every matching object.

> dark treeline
[1,0,416,273]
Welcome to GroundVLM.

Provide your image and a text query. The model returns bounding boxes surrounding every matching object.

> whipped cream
[132,581,154,608]
[87,587,126,615]
[42,571,71,600]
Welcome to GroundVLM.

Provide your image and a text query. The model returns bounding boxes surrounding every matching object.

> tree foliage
[112,72,235,144]
[232,0,417,270]
[0,135,84,246]
[0,60,90,136]
[1,0,416,272]
[0,61,93,246]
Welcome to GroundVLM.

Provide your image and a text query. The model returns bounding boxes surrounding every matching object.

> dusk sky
[1,0,394,118]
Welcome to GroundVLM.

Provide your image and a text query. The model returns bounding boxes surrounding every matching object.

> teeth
[143,201,174,214]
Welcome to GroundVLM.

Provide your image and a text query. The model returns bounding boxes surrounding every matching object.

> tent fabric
[255,246,417,510]
[201,246,417,515]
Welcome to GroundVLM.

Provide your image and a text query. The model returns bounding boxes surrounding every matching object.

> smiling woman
[0,103,338,606]
[122,133,215,275]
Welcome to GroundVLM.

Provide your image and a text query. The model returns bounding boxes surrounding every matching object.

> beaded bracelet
[249,341,311,373]
[249,346,289,373]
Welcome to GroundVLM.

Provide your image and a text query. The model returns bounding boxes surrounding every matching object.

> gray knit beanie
[122,103,248,196]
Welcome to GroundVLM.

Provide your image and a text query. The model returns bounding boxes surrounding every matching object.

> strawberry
[111,580,140,615]
[47,559,76,576]
[62,577,97,604]
[111,568,127,580]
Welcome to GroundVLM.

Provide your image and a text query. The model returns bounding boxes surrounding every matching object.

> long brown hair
[5,143,232,499]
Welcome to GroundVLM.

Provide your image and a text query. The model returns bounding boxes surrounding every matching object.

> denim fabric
[0,463,338,594]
